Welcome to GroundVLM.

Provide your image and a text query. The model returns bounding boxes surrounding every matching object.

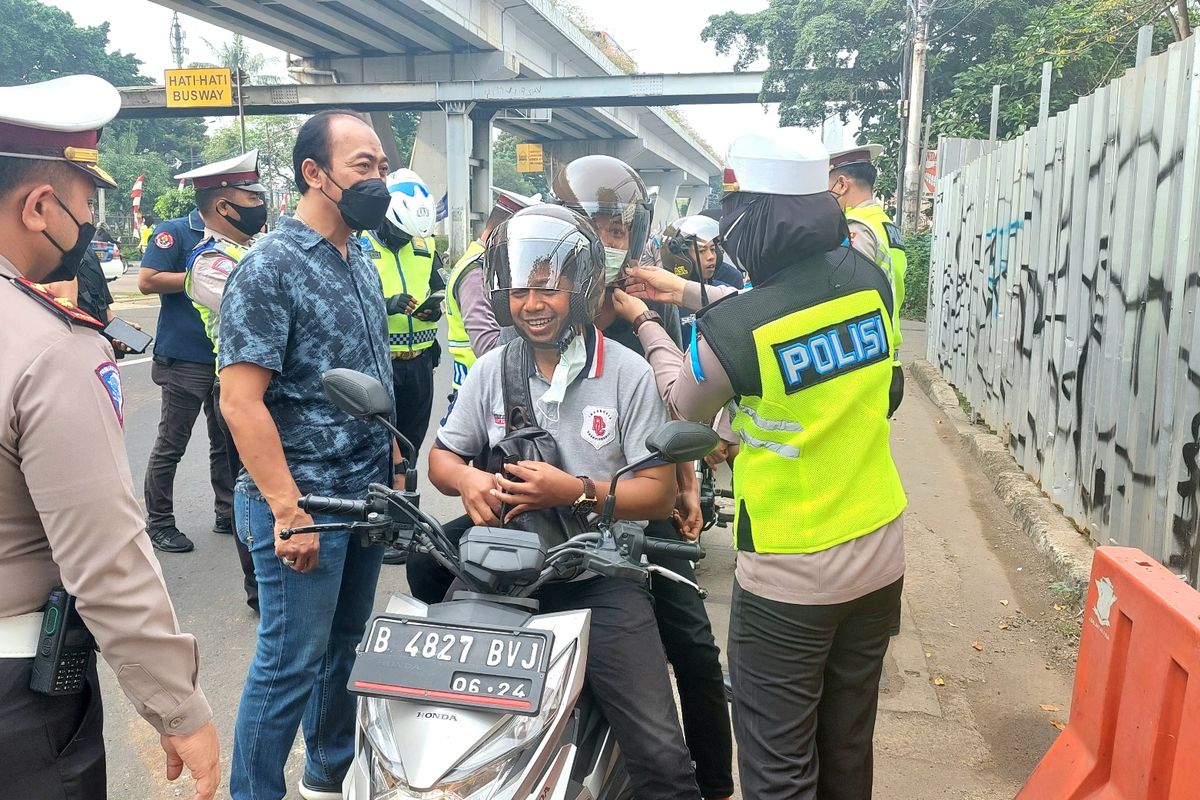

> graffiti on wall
[927,38,1200,582]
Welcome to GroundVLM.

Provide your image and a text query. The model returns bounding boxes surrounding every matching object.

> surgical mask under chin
[42,194,95,283]
[536,334,587,421]
[603,247,627,284]
[323,172,391,231]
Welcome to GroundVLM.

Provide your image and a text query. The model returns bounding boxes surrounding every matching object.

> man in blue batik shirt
[218,109,398,800]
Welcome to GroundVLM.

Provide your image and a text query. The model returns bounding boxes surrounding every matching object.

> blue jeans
[230,490,384,800]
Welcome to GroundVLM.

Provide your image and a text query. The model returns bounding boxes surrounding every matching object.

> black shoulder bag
[485,339,583,549]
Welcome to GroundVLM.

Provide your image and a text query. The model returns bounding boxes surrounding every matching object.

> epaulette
[9,277,105,330]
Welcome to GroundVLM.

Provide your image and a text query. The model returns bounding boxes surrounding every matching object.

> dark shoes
[382,545,408,565]
[149,525,195,553]
[213,516,234,535]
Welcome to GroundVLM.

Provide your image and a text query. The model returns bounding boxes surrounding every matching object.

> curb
[909,359,1094,590]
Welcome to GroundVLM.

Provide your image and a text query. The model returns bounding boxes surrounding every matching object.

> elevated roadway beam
[116,72,769,119]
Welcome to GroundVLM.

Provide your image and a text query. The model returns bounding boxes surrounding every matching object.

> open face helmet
[662,214,722,279]
[383,168,436,239]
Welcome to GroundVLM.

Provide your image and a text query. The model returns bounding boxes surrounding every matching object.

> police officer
[0,74,220,800]
[443,187,536,415]
[180,149,267,613]
[615,129,907,800]
[139,160,233,553]
[828,144,907,414]
[361,168,443,564]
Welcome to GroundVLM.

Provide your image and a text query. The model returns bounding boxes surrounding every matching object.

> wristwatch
[631,309,663,335]
[572,476,598,518]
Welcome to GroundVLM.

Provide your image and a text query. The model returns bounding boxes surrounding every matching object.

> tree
[205,115,300,215]
[390,112,421,167]
[97,129,173,225]
[0,0,143,85]
[195,33,280,84]
[154,187,196,221]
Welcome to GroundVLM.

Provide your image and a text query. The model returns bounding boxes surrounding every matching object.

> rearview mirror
[645,420,719,464]
[321,369,393,420]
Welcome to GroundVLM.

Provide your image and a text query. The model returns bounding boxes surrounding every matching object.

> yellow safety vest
[184,238,244,364]
[363,231,438,354]
[445,240,485,391]
[846,202,907,354]
[697,250,907,554]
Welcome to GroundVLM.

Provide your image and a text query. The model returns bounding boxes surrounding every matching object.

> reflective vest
[697,248,907,554]
[184,237,245,363]
[445,240,486,391]
[846,201,907,354]
[363,231,438,354]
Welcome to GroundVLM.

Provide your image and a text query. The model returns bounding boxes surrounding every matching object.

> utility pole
[901,0,931,233]
[169,12,186,69]
[236,68,247,151]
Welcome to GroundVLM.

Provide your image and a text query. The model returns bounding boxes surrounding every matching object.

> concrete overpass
[148,0,752,256]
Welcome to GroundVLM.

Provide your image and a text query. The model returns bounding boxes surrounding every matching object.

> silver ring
[282,557,296,567]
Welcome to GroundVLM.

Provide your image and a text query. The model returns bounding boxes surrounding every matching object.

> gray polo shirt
[437,329,668,488]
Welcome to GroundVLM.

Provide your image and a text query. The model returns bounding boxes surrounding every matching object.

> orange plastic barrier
[1018,546,1200,800]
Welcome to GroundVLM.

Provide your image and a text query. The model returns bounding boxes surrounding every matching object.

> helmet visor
[583,202,652,268]
[486,214,600,296]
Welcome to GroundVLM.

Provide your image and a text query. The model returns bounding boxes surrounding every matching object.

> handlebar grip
[297,494,368,517]
[642,537,705,561]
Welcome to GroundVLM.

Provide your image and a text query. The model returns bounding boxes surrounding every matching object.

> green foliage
[390,112,421,167]
[0,0,145,86]
[98,129,172,223]
[205,115,300,193]
[153,187,196,222]
[195,34,279,83]
[902,232,931,321]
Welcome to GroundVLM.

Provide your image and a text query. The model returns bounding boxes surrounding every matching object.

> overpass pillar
[639,170,685,229]
[442,101,474,263]
[684,185,712,216]
[470,108,495,240]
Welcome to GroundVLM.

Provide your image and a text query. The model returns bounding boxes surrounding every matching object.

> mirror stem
[376,416,417,464]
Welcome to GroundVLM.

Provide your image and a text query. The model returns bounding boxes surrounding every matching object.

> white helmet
[383,168,436,239]
[722,129,829,196]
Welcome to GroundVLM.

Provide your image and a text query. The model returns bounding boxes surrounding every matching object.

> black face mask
[220,200,268,238]
[42,193,96,283]
[322,171,391,232]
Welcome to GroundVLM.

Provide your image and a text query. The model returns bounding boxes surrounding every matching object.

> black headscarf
[718,191,849,285]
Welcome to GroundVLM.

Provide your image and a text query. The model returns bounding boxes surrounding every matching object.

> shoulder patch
[773,311,890,394]
[10,278,105,330]
[206,256,236,278]
[883,222,905,251]
[94,361,124,426]
[154,231,176,250]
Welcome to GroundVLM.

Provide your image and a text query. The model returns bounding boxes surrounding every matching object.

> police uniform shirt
[0,254,212,735]
[188,229,242,318]
[142,209,211,364]
[634,309,904,606]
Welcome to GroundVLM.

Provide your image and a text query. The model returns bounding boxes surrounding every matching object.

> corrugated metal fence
[927,36,1200,580]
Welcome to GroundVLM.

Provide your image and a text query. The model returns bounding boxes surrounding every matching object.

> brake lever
[279,522,354,540]
[645,564,709,599]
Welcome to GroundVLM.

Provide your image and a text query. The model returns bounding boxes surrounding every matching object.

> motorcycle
[280,368,719,800]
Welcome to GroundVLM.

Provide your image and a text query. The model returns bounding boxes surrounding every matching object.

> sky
[44,0,785,156]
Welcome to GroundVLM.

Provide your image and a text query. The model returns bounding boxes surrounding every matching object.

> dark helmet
[661,214,722,278]
[550,155,653,271]
[485,204,606,345]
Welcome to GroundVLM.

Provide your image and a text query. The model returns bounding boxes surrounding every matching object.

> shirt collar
[582,326,605,380]
[187,208,204,232]
[277,214,329,252]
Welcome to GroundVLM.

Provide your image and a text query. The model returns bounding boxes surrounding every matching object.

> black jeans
[0,657,105,799]
[144,357,232,529]
[644,520,734,798]
[212,381,258,608]
[728,577,903,800]
[390,348,436,456]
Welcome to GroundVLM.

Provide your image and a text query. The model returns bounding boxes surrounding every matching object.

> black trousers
[0,657,106,799]
[390,348,436,457]
[212,381,258,608]
[728,577,903,800]
[144,357,232,529]
[408,517,731,797]
[644,520,734,798]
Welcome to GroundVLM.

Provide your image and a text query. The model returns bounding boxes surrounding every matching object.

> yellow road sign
[516,143,544,173]
[164,68,234,108]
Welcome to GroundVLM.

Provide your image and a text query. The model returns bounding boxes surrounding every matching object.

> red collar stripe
[588,328,605,379]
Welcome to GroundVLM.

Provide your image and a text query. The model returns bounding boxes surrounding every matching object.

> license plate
[349,615,554,716]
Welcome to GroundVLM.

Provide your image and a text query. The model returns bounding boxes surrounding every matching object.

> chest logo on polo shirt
[773,310,890,394]
[154,231,175,249]
[582,406,617,450]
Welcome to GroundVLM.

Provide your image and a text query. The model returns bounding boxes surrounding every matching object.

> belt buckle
[393,350,419,361]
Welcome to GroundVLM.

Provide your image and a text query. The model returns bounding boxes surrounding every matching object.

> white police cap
[176,149,265,192]
[722,129,829,197]
[0,74,121,189]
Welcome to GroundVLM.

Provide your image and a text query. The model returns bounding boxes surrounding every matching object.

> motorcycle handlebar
[641,536,705,561]
[297,494,368,517]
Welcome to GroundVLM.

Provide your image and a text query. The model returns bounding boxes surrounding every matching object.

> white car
[91,240,125,282]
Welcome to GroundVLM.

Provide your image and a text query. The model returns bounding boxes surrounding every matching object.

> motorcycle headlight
[362,642,578,799]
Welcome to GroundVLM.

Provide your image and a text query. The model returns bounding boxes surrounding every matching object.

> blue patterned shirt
[218,215,394,498]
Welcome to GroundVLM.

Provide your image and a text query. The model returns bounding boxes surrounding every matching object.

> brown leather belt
[391,350,424,361]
